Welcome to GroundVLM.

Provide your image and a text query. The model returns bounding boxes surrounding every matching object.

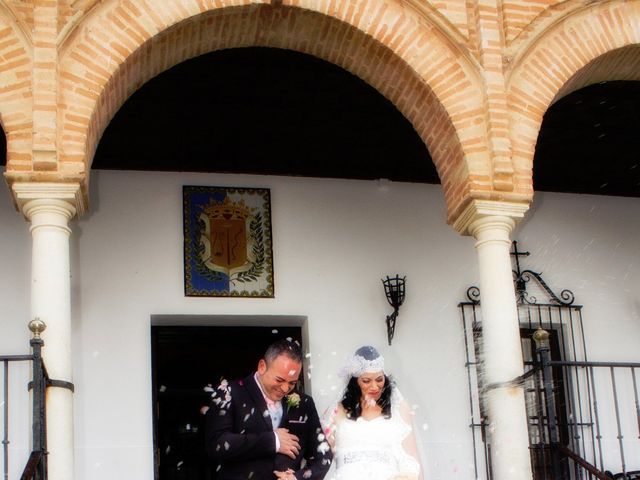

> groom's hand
[275,428,300,459]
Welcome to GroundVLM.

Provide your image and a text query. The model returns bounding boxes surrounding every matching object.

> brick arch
[58,0,486,222]
[507,0,640,194]
[0,11,31,181]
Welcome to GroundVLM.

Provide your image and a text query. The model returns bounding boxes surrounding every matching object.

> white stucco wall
[2,170,640,479]
[0,181,32,479]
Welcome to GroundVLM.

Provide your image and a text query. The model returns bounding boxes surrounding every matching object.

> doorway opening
[151,321,303,480]
[520,327,570,479]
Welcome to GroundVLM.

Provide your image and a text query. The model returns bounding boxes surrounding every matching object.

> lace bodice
[332,406,420,480]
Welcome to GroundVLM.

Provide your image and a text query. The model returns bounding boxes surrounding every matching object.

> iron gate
[460,242,595,479]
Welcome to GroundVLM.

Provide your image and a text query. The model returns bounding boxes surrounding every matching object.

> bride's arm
[398,399,424,480]
[323,403,346,449]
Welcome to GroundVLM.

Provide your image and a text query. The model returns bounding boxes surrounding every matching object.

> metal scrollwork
[559,288,575,305]
[514,269,575,306]
[463,241,576,306]
[514,271,538,304]
[466,286,481,304]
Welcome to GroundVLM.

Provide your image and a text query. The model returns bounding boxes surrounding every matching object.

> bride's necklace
[360,398,383,420]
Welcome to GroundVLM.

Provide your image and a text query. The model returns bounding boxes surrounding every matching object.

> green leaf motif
[233,213,265,284]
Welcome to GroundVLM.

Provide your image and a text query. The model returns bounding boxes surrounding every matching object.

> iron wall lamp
[382,275,406,345]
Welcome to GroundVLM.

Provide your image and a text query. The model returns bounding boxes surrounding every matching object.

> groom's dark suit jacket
[206,374,332,480]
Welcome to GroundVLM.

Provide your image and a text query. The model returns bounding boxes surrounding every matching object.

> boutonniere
[285,392,301,410]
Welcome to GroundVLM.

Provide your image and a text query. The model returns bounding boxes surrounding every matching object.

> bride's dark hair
[341,374,393,420]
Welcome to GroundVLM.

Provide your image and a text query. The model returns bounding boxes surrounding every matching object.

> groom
[206,339,332,480]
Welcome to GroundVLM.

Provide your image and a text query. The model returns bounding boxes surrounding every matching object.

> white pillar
[13,182,84,480]
[455,200,532,480]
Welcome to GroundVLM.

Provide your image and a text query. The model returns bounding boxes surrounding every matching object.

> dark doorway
[151,325,303,480]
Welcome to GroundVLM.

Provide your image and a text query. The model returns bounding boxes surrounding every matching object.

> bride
[324,346,423,480]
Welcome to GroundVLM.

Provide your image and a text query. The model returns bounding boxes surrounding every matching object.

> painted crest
[198,196,254,276]
[183,186,274,297]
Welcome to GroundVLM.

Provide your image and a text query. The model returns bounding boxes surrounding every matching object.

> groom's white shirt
[253,372,282,450]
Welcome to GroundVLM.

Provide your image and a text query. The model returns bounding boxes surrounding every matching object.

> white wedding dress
[331,393,421,480]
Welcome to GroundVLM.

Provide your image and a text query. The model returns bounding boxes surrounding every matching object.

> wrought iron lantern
[382,275,406,345]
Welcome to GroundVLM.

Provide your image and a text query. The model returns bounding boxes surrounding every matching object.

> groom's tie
[265,397,283,430]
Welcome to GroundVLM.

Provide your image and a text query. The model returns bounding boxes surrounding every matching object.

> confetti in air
[317,441,330,454]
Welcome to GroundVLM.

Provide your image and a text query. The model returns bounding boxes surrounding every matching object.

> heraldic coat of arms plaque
[183,186,274,297]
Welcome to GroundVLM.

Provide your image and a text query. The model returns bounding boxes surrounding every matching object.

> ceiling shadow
[93,47,437,184]
[534,80,640,197]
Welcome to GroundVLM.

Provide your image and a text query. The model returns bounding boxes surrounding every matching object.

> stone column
[13,182,84,480]
[454,200,533,480]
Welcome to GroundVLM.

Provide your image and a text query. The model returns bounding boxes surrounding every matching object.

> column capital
[11,182,85,219]
[452,199,529,236]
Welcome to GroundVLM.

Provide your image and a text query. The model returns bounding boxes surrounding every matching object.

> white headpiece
[322,345,397,432]
[338,345,385,379]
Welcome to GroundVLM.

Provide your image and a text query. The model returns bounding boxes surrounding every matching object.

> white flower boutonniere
[285,392,301,410]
